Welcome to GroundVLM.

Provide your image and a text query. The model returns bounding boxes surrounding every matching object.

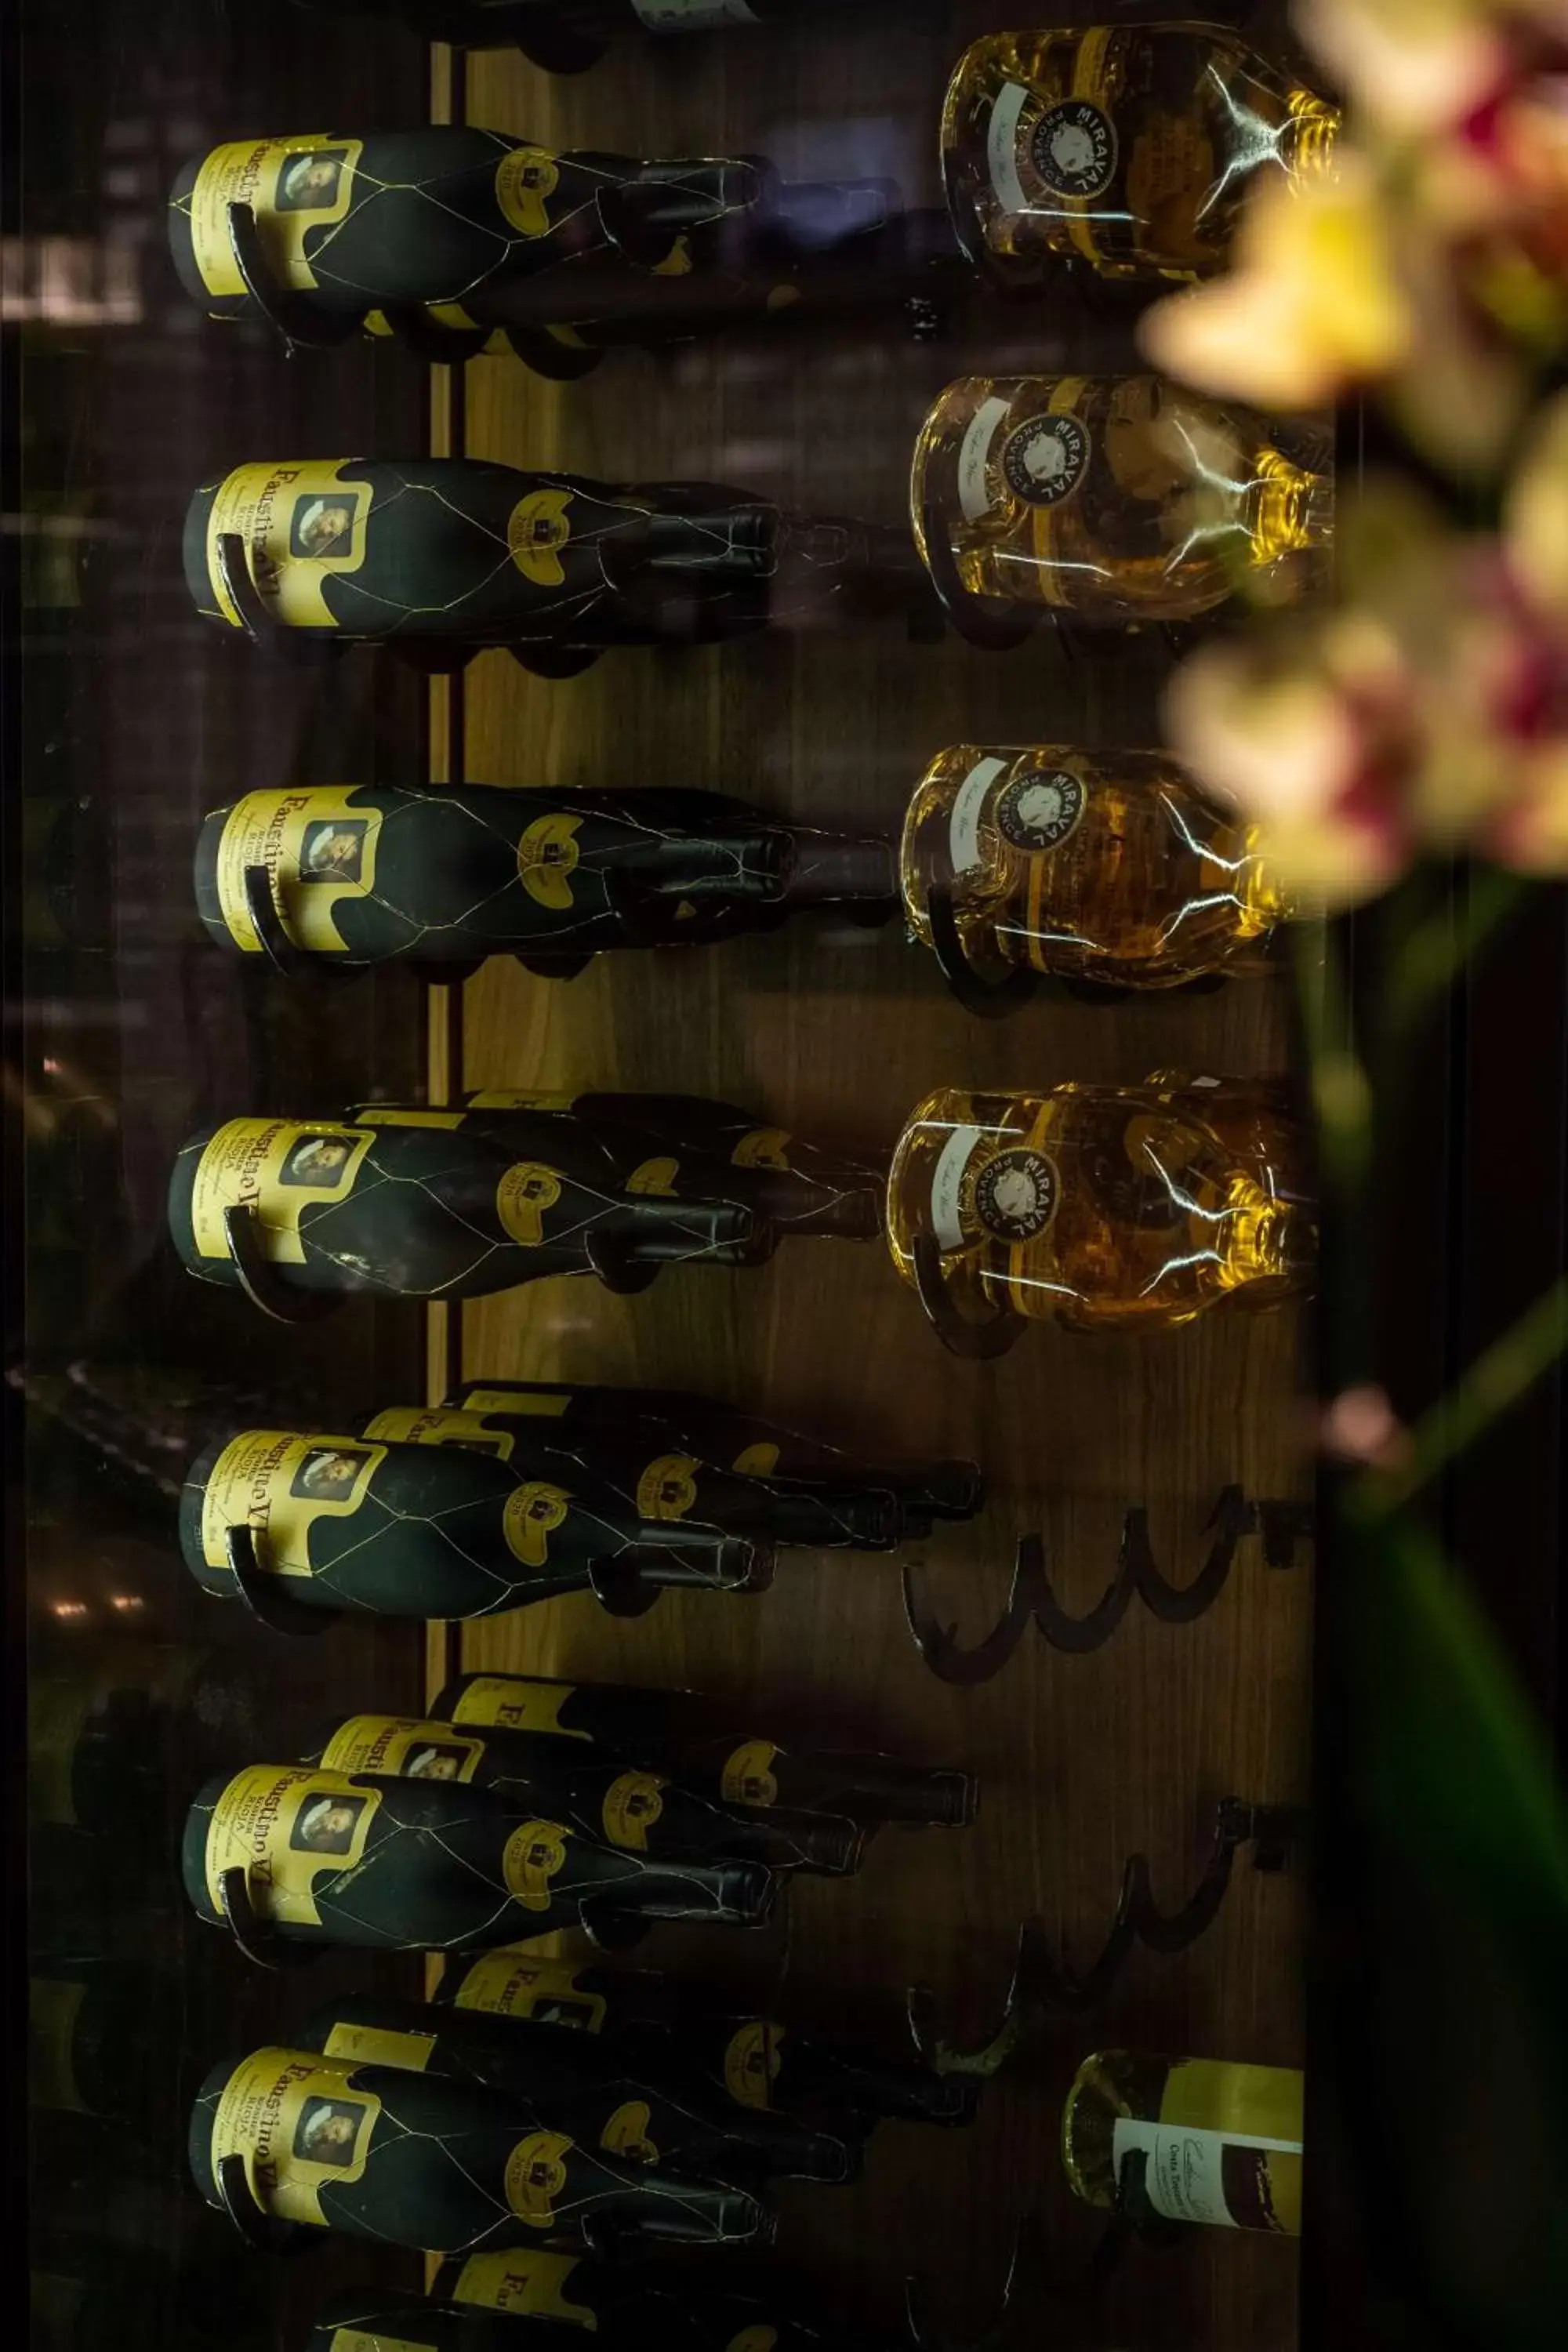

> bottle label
[995,766,1086,851]
[446,1678,588,1739]
[1029,101,1119,199]
[724,2020,784,2111]
[501,1820,572,1911]
[467,1094,581,1113]
[450,1950,607,2033]
[1112,2117,1303,2231]
[202,1766,382,1927]
[353,1107,466,1129]
[731,1441,781,1475]
[495,147,562,240]
[209,2048,379,2226]
[495,1163,564,1246]
[518,813,583,908]
[506,2131,575,2226]
[1002,415,1091,508]
[728,2334,779,2352]
[631,0,759,26]
[731,1127,792,1169]
[321,1717,485,1785]
[973,1147,1061,1243]
[212,787,383,954]
[929,1124,985,1251]
[29,1977,87,2113]
[948,756,1007,875]
[184,137,361,299]
[205,461,371,630]
[956,395,1012,523]
[332,2333,437,2352]
[601,1771,666,1851]
[323,2020,437,2073]
[448,2251,595,2324]
[985,83,1033,215]
[503,1483,572,1568]
[362,1405,517,1463]
[722,1740,780,1808]
[459,1386,572,1417]
[198,1428,387,1577]
[637,1454,702,1520]
[187,1117,375,1263]
[627,1157,680,1196]
[600,2100,659,2163]
[509,489,575,587]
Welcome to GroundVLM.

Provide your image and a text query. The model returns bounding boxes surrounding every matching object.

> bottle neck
[1283,94,1341,180]
[776,830,898,913]
[1249,445,1334,564]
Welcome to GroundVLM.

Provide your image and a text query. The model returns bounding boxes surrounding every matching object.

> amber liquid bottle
[911,374,1332,620]
[900,744,1294,988]
[886,1080,1313,1334]
[1062,2049,1304,2233]
[941,21,1338,285]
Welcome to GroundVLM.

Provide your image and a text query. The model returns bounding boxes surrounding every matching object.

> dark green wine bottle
[29,1958,219,2129]
[296,1991,860,2184]
[441,1950,978,2129]
[183,1765,776,1952]
[445,1374,983,1536]
[313,2269,898,2352]
[304,1712,866,1875]
[191,781,895,967]
[191,2044,770,2252]
[180,1425,768,1621]
[165,1115,764,1310]
[433,1670,977,1828]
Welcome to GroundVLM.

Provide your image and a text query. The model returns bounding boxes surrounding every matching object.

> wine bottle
[910,374,1332,620]
[445,1375,983,1533]
[1062,2049,1304,2234]
[433,1670,978,1830]
[304,1713,866,1875]
[191,2045,770,2252]
[441,1949,978,2128]
[901,745,1294,989]
[180,1425,769,1621]
[183,1764,777,1952]
[317,2267,898,2352]
[29,1646,252,1842]
[184,456,931,659]
[29,1958,210,2129]
[297,1991,860,2184]
[941,23,1338,287]
[191,780,895,968]
[886,1081,1314,1334]
[165,1116,765,1312]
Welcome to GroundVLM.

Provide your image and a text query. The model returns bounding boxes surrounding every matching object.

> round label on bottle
[1029,101,1119,198]
[503,1483,572,1568]
[722,1740,780,1808]
[973,1149,1060,1243]
[494,147,561,240]
[495,1163,564,1246]
[1002,416,1091,508]
[517,814,582,909]
[728,2333,779,2352]
[505,2130,575,2226]
[508,490,574,587]
[502,1820,571,1911]
[601,1771,666,1852]
[637,1454,701,1521]
[731,1127,791,1170]
[994,767,1086,852]
[600,2099,659,2162]
[724,2020,784,2110]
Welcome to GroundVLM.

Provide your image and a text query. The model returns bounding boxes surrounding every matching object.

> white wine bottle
[941,22,1338,286]
[1062,2049,1304,2233]
[911,374,1332,621]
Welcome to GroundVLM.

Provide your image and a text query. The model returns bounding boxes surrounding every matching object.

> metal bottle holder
[910,1232,1026,1360]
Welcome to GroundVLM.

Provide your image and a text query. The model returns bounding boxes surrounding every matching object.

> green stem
[1384,865,1527,1045]
[1291,919,1370,1197]
[1359,1275,1568,1518]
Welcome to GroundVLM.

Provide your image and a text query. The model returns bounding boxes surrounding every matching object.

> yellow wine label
[600,2100,659,2163]
[722,1740,780,1808]
[1111,2060,1305,2233]
[187,1118,375,1264]
[205,460,372,630]
[446,1677,587,1738]
[212,786,383,954]
[202,1765,381,1927]
[466,1094,580,1113]
[601,1771,666,1852]
[362,1405,517,1462]
[458,1388,572,1423]
[449,1950,608,2032]
[626,1157,679,1196]
[518,814,583,908]
[502,1820,572,1911]
[506,2130,575,2225]
[332,2333,436,2352]
[210,2048,378,2227]
[731,1441,781,1476]
[724,2020,783,2111]
[503,1483,572,1567]
[448,2250,597,2325]
[183,137,362,299]
[354,1108,466,1129]
[636,1454,701,1520]
[509,490,574,587]
[495,147,561,239]
[322,2020,437,2073]
[728,2332,779,2352]
[321,1716,485,1784]
[29,1979,87,2113]
[731,1127,791,1170]
[495,1163,564,1246]
[198,1428,387,1576]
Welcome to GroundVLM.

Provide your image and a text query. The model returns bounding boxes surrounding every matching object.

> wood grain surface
[436,14,1312,2347]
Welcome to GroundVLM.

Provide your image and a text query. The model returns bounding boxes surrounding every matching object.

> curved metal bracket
[503,326,606,383]
[217,1864,318,1973]
[225,201,365,352]
[926,882,1040,1018]
[222,1523,332,1637]
[511,3,603,74]
[588,1557,664,1619]
[579,1903,653,1955]
[215,2154,318,2256]
[241,863,309,978]
[906,1798,1305,2059]
[389,640,477,677]
[215,532,280,643]
[514,947,596,981]
[584,1232,664,1297]
[222,1203,337,1324]
[509,641,604,679]
[378,305,492,366]
[902,1486,1312,1681]
[911,1232,1025,1361]
[919,500,1041,652]
[905,2210,1137,2352]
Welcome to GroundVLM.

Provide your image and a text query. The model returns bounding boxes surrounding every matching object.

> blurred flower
[1295,0,1514,132]
[1321,1384,1414,1470]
